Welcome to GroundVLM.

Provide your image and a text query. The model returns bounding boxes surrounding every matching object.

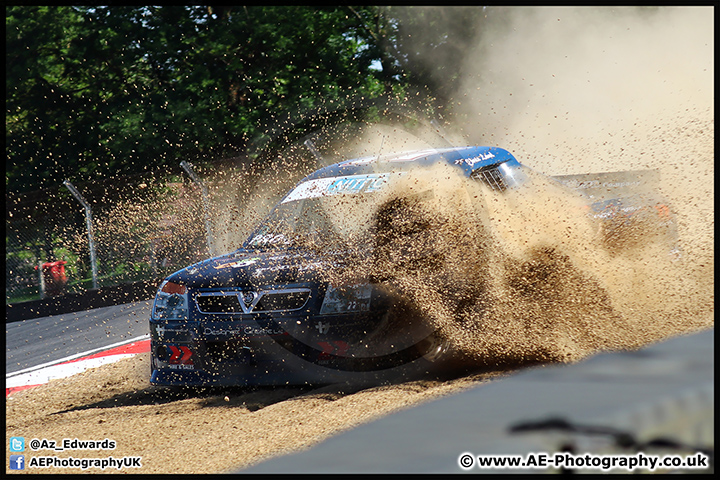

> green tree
[348,6,490,107]
[6,6,399,193]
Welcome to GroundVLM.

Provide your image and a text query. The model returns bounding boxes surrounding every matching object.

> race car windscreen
[243,163,541,251]
[244,173,403,251]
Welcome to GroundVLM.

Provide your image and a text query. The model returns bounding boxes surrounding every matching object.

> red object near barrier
[40,260,68,296]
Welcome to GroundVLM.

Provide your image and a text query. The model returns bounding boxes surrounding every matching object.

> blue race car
[149,146,678,387]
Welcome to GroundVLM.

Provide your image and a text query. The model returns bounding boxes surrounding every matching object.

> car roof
[302,146,518,181]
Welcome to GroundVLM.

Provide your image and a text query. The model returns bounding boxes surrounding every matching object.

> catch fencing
[6,150,318,306]
[5,171,210,305]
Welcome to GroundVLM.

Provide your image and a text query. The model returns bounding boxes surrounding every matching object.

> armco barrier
[5,281,158,323]
[241,328,714,474]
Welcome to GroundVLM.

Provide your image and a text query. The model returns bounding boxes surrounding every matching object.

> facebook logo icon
[10,455,25,470]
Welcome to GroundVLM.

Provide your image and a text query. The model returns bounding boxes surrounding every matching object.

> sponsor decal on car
[317,340,349,361]
[455,151,496,168]
[315,321,330,334]
[202,326,286,337]
[214,257,261,269]
[281,172,405,204]
[155,325,189,339]
[167,346,194,369]
[319,284,372,314]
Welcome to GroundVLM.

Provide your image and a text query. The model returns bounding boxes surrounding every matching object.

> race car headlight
[319,284,372,314]
[152,281,189,320]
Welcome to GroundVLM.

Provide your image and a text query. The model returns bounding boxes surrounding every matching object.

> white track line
[6,354,138,390]
[6,334,150,379]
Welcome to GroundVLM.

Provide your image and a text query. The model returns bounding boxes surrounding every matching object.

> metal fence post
[180,161,216,257]
[430,119,455,147]
[38,262,46,299]
[303,139,324,166]
[63,180,99,289]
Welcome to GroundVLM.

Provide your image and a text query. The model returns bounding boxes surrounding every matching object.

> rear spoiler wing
[551,169,661,201]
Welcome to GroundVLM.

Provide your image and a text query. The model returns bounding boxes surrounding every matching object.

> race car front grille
[196,294,242,313]
[472,165,508,192]
[255,291,309,312]
[195,288,311,315]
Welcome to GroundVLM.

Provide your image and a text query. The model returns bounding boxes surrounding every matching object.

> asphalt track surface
[5,301,151,375]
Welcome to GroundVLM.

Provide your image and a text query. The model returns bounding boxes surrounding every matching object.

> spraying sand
[6,6,712,475]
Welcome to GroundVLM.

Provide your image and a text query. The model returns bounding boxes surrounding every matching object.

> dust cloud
[452,6,713,266]
[453,6,715,357]
[312,6,713,366]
